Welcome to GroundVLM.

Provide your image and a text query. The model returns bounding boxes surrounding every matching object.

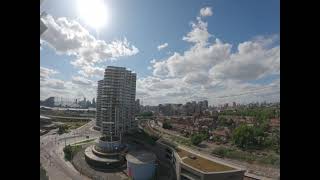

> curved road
[40,119,100,180]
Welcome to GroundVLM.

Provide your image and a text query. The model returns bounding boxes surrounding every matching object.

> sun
[77,0,109,30]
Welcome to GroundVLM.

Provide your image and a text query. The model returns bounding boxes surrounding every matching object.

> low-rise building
[212,128,231,143]
[269,118,280,128]
[156,140,245,180]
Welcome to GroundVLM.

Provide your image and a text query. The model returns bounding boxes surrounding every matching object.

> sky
[40,0,280,106]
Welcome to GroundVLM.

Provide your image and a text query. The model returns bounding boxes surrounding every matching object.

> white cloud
[137,76,279,106]
[182,18,212,45]
[76,65,105,78]
[40,78,65,89]
[200,7,213,17]
[40,66,97,100]
[153,34,279,83]
[152,60,170,77]
[157,43,168,51]
[41,15,139,78]
[147,37,279,105]
[40,9,280,106]
[71,76,94,86]
[41,77,97,101]
[147,66,152,70]
[136,77,190,105]
[152,38,231,78]
[182,71,210,85]
[210,38,280,81]
[40,67,59,80]
[137,9,279,106]
[150,59,156,64]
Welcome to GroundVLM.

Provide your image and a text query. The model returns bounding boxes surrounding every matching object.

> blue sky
[40,0,280,105]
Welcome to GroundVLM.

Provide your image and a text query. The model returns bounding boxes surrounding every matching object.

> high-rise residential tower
[95,80,104,129]
[85,67,136,169]
[95,66,137,138]
[135,99,140,115]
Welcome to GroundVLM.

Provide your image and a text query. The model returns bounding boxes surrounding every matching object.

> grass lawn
[176,148,235,172]
[63,121,87,129]
[63,145,83,161]
[171,136,192,146]
[52,117,90,131]
[51,116,90,123]
[211,146,280,167]
[72,138,96,145]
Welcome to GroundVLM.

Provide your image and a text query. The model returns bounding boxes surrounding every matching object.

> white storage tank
[126,150,157,180]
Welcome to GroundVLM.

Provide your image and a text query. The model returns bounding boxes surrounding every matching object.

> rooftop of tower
[106,66,126,70]
[105,66,136,74]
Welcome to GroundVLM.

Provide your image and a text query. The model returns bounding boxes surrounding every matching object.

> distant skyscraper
[91,98,96,108]
[198,100,208,113]
[41,97,55,107]
[96,66,137,137]
[204,100,208,109]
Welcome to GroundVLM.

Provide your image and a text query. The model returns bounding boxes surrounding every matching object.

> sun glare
[77,0,109,30]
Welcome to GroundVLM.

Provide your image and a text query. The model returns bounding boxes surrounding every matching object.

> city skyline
[40,0,280,106]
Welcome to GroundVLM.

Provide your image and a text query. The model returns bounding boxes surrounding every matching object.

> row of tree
[189,124,279,153]
[138,111,153,117]
[220,106,280,121]
[162,121,172,129]
[232,124,279,153]
[190,132,210,145]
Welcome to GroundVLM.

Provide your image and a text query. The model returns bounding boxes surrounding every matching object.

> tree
[139,111,153,117]
[199,131,209,141]
[162,121,172,129]
[232,124,266,149]
[268,128,280,153]
[217,116,233,127]
[40,164,49,180]
[63,145,73,160]
[191,134,203,146]
[232,125,255,149]
[58,124,69,135]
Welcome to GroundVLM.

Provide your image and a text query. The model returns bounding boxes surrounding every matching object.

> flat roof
[85,146,120,163]
[126,150,156,164]
[176,148,235,172]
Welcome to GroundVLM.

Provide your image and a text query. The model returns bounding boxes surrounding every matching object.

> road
[40,119,100,180]
[149,120,188,140]
[45,115,94,120]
